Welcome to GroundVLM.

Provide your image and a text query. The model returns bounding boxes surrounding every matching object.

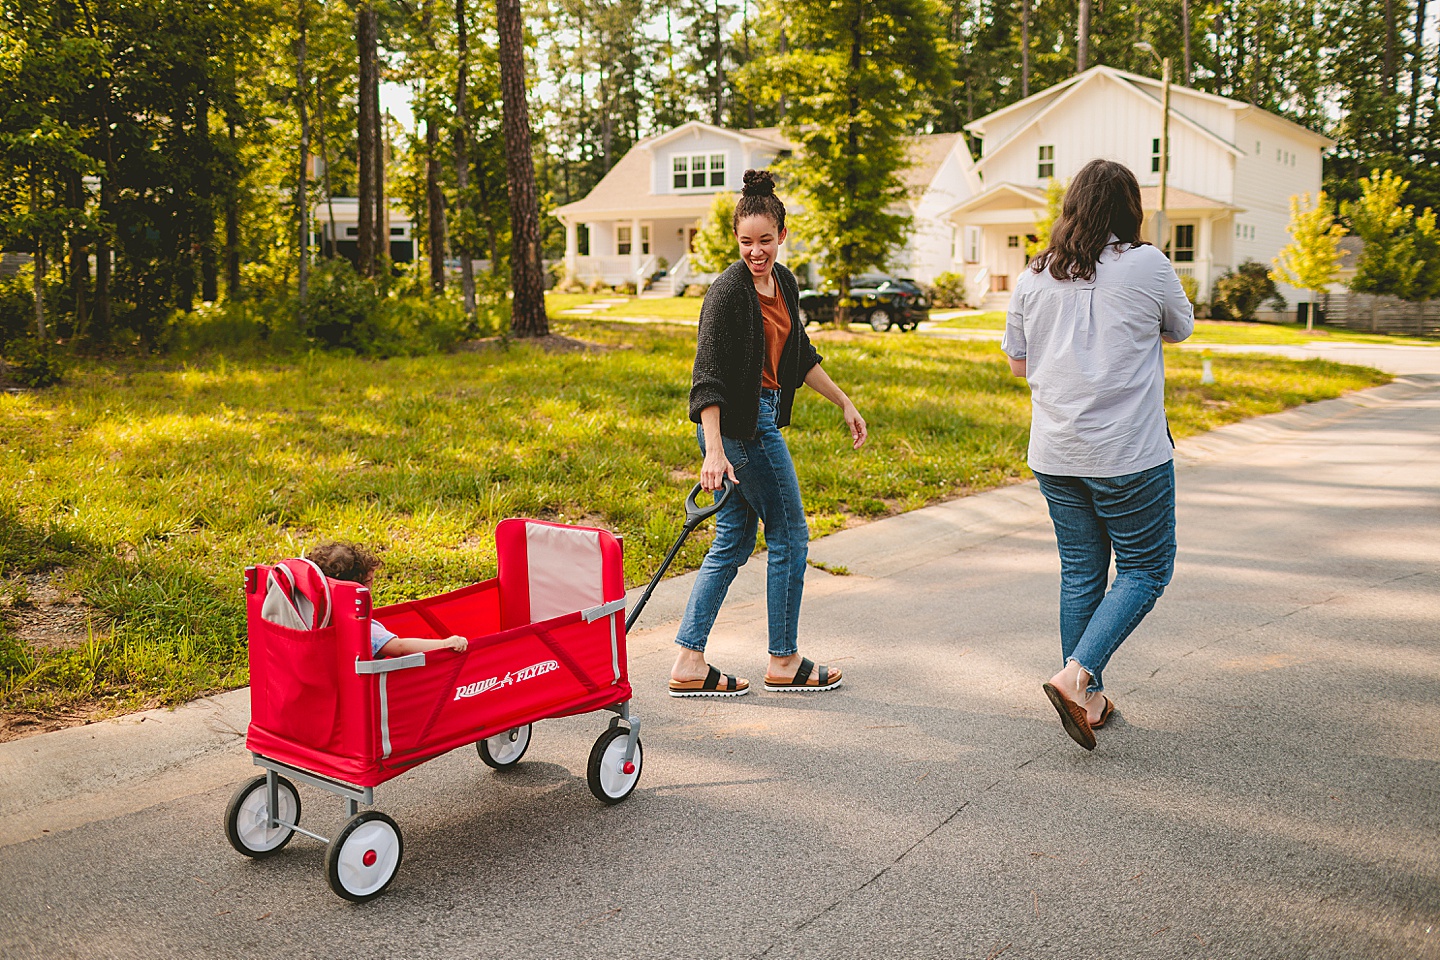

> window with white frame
[1037,144,1054,179]
[1171,223,1195,262]
[673,152,725,190]
[965,226,981,263]
[641,225,650,254]
[617,226,632,256]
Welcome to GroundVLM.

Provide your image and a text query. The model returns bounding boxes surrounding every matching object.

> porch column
[564,218,578,277]
[1197,215,1214,301]
[630,216,642,279]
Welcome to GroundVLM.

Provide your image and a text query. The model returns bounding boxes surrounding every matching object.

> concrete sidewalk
[1,372,1438,959]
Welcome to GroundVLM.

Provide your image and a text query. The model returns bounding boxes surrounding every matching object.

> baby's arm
[377,635,468,657]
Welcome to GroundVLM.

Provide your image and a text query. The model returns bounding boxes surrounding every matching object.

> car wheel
[798,306,812,326]
[868,308,893,332]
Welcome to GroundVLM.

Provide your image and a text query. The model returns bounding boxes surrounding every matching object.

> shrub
[928,271,967,308]
[614,281,637,295]
[0,269,35,345]
[1,336,65,387]
[586,278,612,295]
[683,283,710,297]
[1177,273,1199,305]
[1211,260,1286,320]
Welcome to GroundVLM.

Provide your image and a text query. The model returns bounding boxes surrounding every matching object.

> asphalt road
[1,366,1437,960]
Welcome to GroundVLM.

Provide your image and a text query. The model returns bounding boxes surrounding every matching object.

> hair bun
[741,169,776,197]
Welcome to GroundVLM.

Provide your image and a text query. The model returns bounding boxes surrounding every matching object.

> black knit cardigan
[689,260,823,440]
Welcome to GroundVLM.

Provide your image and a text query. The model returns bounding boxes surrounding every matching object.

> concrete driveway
[1,365,1437,959]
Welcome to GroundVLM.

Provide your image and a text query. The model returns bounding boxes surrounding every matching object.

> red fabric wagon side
[244,520,630,788]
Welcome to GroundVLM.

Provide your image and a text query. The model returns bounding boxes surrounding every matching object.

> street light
[1134,41,1171,257]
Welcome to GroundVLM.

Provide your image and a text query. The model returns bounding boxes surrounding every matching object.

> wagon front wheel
[325,811,403,903]
[224,774,300,859]
[478,724,532,769]
[587,726,643,804]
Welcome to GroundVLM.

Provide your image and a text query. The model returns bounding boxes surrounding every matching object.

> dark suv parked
[797,275,930,331]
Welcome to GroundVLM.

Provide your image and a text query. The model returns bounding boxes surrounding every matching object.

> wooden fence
[1319,292,1440,336]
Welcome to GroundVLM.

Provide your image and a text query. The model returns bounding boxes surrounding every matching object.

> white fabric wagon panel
[525,523,605,623]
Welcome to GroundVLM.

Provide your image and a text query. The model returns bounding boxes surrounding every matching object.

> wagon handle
[683,477,736,530]
[626,478,737,632]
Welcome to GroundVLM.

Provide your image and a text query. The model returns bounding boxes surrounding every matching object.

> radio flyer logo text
[454,660,560,700]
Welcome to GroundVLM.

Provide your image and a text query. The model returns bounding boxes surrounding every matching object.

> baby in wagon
[306,541,469,658]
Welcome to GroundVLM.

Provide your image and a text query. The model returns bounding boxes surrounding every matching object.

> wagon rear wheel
[325,811,403,903]
[587,726,643,804]
[224,774,300,859]
[478,724,532,769]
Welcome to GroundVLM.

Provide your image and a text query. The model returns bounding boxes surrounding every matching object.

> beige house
[552,121,978,293]
[945,65,1335,310]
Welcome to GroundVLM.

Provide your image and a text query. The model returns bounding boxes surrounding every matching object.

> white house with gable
[944,65,1334,310]
[552,120,978,292]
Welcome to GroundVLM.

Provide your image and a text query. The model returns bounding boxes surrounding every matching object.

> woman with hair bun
[668,168,868,698]
[1003,158,1194,750]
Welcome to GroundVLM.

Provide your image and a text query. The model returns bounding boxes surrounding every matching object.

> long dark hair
[1030,159,1148,282]
[732,169,786,233]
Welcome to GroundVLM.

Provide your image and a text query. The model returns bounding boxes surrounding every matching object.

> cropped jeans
[675,389,810,658]
[1032,461,1177,694]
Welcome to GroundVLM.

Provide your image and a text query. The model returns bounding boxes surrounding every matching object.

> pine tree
[743,0,951,324]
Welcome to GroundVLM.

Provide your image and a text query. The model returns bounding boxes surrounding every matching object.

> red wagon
[224,517,640,902]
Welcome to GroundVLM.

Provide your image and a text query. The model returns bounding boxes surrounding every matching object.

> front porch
[942,183,1236,309]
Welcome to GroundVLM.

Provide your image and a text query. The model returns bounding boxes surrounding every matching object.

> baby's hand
[447,635,468,652]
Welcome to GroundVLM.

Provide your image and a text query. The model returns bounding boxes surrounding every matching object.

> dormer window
[673,152,726,190]
[1037,144,1054,179]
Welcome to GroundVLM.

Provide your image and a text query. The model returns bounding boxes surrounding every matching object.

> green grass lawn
[932,309,1440,347]
[546,292,703,322]
[0,320,1390,723]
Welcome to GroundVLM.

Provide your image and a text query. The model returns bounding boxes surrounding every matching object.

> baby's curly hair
[306,541,382,583]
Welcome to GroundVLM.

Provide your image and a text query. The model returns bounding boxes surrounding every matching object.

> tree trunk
[1020,0,1030,97]
[31,173,47,339]
[834,1,864,329]
[225,116,241,298]
[497,0,549,337]
[1181,0,1191,84]
[67,171,89,338]
[426,115,446,292]
[357,2,378,277]
[1076,0,1091,73]
[713,0,725,125]
[1410,0,1428,137]
[296,0,311,307]
[1382,0,1397,92]
[454,0,476,315]
[197,88,218,303]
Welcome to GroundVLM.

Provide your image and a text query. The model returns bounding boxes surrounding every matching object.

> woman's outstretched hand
[843,403,868,450]
[700,448,739,491]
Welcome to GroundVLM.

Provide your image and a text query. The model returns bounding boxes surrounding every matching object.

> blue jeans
[676,389,810,658]
[1033,461,1176,693]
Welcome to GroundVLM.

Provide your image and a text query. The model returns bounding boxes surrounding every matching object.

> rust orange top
[757,288,792,390]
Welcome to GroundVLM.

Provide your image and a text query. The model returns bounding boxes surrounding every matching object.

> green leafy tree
[1025,178,1065,258]
[1344,169,1422,330]
[690,191,737,273]
[1270,192,1348,331]
[742,0,951,324]
[1399,207,1440,332]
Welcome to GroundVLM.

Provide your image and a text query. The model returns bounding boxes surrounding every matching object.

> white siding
[650,129,744,195]
[1232,115,1326,302]
[977,75,1236,200]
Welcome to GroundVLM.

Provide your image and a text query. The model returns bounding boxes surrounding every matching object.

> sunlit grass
[0,320,1389,718]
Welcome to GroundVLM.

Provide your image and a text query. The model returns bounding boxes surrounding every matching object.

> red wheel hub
[362,849,378,867]
[622,762,635,775]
